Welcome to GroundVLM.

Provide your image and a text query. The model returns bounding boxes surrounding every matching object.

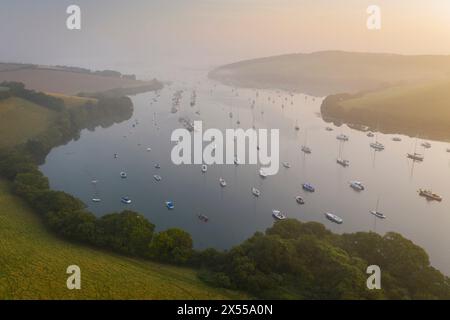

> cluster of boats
[93,85,447,231]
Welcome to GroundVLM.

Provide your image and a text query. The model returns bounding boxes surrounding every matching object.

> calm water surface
[41,75,450,274]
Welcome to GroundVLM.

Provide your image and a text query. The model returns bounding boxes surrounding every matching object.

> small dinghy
[296,196,305,205]
[421,142,432,149]
[301,146,312,154]
[121,197,132,204]
[165,201,175,210]
[153,175,162,182]
[92,198,102,203]
[219,177,227,187]
[350,181,365,191]
[198,214,209,223]
[201,164,208,173]
[252,187,261,197]
[302,183,315,192]
[282,162,291,169]
[154,164,161,169]
[259,168,268,178]
[272,210,287,221]
[120,172,127,179]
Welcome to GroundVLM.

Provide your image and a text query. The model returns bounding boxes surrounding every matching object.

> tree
[46,209,96,243]
[149,228,193,264]
[95,211,155,257]
[13,171,49,202]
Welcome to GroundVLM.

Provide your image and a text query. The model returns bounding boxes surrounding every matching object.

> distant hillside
[210,51,450,96]
[321,79,450,141]
[0,63,162,96]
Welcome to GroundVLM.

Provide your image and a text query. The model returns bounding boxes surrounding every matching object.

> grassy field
[0,97,56,148]
[0,179,246,299]
[322,79,450,140]
[340,80,450,118]
[48,93,98,109]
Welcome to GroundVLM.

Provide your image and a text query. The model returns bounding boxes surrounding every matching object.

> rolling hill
[210,51,450,96]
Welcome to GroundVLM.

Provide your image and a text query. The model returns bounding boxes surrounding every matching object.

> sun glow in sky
[1,0,450,70]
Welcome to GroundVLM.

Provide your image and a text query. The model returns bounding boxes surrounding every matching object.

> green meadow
[0,97,55,149]
[0,179,245,299]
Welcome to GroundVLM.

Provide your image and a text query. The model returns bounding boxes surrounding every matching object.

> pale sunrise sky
[1,0,450,70]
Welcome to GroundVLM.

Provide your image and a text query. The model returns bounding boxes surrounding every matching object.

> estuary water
[41,75,450,274]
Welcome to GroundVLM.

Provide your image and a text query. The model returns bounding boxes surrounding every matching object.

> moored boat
[350,181,365,191]
[407,153,424,162]
[219,177,227,187]
[301,146,312,154]
[272,210,287,221]
[336,134,349,141]
[295,196,305,205]
[336,158,350,167]
[302,183,315,192]
[165,201,175,210]
[370,142,385,151]
[252,187,261,197]
[325,212,343,224]
[418,189,442,202]
[121,197,132,204]
[370,210,386,219]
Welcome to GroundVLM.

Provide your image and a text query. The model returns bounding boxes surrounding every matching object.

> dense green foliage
[96,211,155,256]
[1,82,65,111]
[194,219,450,300]
[149,228,193,264]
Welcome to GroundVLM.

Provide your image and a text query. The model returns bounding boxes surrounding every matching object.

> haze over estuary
[2,0,450,301]
[41,69,450,275]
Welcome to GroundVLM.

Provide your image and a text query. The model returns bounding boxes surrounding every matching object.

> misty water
[41,75,450,275]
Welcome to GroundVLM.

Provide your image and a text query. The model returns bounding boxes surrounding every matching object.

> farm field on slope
[0,179,246,299]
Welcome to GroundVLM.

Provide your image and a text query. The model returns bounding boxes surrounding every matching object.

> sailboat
[336,139,350,167]
[407,137,424,162]
[370,197,386,219]
[301,130,312,154]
